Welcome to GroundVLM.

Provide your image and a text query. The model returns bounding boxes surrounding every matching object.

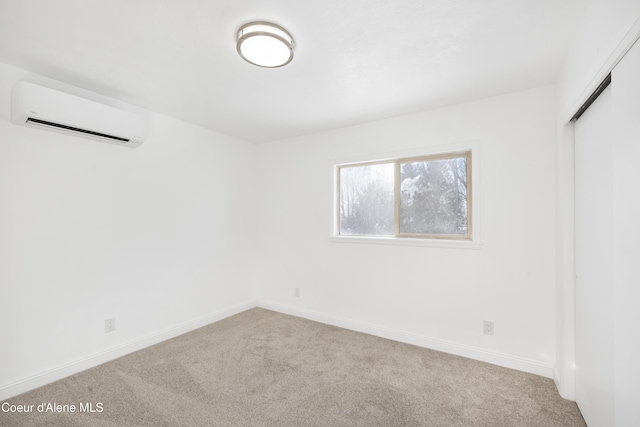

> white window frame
[329,141,481,249]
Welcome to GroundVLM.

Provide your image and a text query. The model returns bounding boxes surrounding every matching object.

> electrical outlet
[104,318,116,333]
[294,287,300,298]
[483,320,494,336]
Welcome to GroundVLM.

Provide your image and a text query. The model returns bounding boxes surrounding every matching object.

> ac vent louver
[11,82,147,148]
[26,118,129,143]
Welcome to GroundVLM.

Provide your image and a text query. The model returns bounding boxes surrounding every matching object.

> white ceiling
[0,0,589,143]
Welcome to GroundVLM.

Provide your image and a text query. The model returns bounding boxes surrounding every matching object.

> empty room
[1,0,639,426]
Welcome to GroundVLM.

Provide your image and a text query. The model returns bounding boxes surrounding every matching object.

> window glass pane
[399,157,468,235]
[339,163,394,235]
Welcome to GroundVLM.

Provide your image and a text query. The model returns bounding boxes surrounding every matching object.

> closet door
[574,37,640,427]
[574,84,614,427]
[610,38,640,427]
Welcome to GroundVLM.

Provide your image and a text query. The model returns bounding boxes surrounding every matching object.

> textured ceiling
[0,0,589,143]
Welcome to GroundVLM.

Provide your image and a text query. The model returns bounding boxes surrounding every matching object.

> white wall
[554,0,640,400]
[0,62,258,399]
[256,86,557,377]
[0,64,561,400]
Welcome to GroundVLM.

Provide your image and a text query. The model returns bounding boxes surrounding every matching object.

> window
[337,151,471,240]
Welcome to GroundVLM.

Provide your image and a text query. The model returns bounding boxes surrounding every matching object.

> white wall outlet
[294,287,300,298]
[104,318,116,333]
[483,320,494,335]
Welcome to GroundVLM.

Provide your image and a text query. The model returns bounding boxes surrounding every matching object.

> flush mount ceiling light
[236,21,294,68]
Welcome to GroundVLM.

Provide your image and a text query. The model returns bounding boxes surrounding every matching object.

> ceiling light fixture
[236,21,294,68]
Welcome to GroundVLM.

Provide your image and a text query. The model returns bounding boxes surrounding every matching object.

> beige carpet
[0,308,585,426]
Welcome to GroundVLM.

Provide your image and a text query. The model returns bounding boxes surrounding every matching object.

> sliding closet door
[610,38,640,427]
[575,38,640,427]
[574,84,614,427]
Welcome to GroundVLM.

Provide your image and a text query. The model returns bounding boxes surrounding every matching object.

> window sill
[329,235,482,250]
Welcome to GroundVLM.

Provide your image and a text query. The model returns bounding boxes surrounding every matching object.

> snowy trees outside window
[338,151,471,239]
[339,163,395,235]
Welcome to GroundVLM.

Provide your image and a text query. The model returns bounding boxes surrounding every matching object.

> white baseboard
[0,299,257,401]
[258,300,555,379]
[2,298,556,401]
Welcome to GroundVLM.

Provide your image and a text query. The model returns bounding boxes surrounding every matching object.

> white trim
[560,15,640,123]
[0,299,256,401]
[329,235,482,249]
[258,300,555,379]
[329,140,482,248]
[330,140,480,166]
[554,123,577,401]
[553,365,562,393]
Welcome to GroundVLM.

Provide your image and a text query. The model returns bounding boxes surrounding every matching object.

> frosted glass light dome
[237,22,294,68]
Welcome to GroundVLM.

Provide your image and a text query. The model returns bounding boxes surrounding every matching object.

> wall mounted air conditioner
[11,82,147,148]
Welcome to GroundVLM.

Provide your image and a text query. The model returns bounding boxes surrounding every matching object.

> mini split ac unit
[11,82,147,148]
